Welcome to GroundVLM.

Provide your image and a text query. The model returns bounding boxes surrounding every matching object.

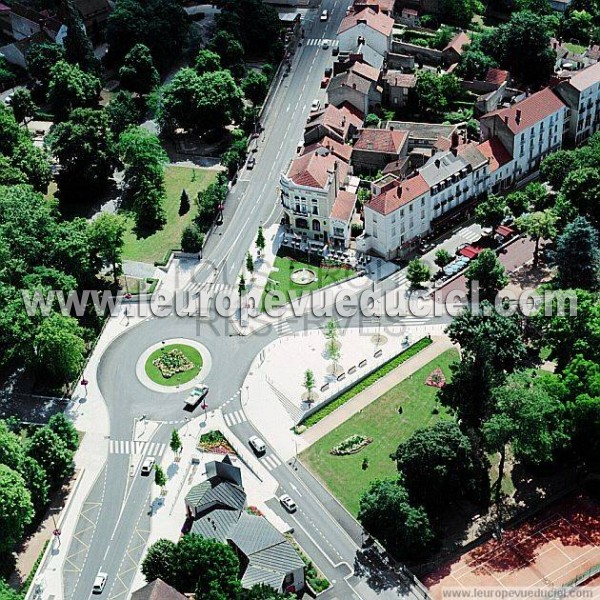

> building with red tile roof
[353,0,396,15]
[304,103,364,145]
[327,62,383,115]
[352,128,409,174]
[480,87,567,180]
[484,68,509,86]
[303,137,353,162]
[442,31,470,64]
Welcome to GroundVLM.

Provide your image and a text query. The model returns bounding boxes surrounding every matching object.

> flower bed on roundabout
[144,344,203,387]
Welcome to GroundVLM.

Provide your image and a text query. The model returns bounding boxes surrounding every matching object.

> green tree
[106,0,189,67]
[181,224,205,253]
[242,71,269,105]
[33,314,86,383]
[406,258,430,288]
[19,456,50,516]
[154,464,166,491]
[10,88,35,124]
[475,194,506,229]
[303,369,316,402]
[246,252,254,277]
[256,225,266,255]
[516,209,557,266]
[0,578,22,599]
[209,30,246,76]
[456,48,498,80]
[27,42,65,93]
[324,319,338,341]
[555,216,600,290]
[105,90,141,137]
[357,478,434,560]
[195,50,221,75]
[364,113,381,127]
[47,108,114,200]
[170,429,182,455]
[142,538,177,583]
[195,175,228,232]
[179,189,190,216]
[49,413,79,451]
[560,167,600,225]
[434,249,453,268]
[242,585,295,599]
[438,0,482,26]
[89,213,126,288]
[238,274,246,298]
[47,61,101,120]
[0,465,33,554]
[466,248,508,302]
[540,149,579,190]
[61,0,100,74]
[0,420,25,471]
[119,44,160,95]
[414,70,447,115]
[326,338,341,373]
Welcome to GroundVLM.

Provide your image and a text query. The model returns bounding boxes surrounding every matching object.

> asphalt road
[63,2,441,597]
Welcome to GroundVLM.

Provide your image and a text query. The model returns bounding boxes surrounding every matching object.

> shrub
[330,434,372,455]
[181,223,205,253]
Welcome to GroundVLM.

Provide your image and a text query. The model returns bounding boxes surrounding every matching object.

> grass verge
[300,337,434,428]
[300,348,458,515]
[122,165,217,264]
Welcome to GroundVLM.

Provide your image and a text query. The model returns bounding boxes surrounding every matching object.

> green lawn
[144,343,203,387]
[122,165,217,264]
[300,349,459,516]
[565,42,586,55]
[261,256,355,311]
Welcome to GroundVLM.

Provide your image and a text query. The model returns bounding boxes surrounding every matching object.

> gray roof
[131,579,187,600]
[241,565,286,590]
[384,121,458,142]
[185,477,246,512]
[420,150,469,187]
[355,41,385,70]
[329,71,372,95]
[190,507,242,543]
[229,511,286,555]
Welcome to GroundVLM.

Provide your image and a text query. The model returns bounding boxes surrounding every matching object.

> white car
[140,456,155,475]
[93,572,108,594]
[279,494,297,512]
[320,9,329,20]
[322,40,330,49]
[249,436,266,454]
[311,98,320,111]
[184,384,209,408]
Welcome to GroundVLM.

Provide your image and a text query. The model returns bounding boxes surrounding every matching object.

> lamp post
[80,377,88,397]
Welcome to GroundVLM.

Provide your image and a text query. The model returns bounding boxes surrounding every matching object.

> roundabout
[135,337,212,393]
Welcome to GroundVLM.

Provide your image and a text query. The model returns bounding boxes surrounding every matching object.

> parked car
[324,67,332,77]
[321,76,330,88]
[332,43,339,56]
[249,436,266,454]
[184,384,209,409]
[322,40,330,49]
[93,572,108,594]
[311,98,320,111]
[279,494,297,512]
[320,9,328,20]
[247,157,256,169]
[140,456,155,475]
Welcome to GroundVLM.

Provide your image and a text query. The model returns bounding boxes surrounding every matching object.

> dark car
[324,67,333,77]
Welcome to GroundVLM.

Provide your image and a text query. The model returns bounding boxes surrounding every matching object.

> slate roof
[477,137,512,172]
[131,579,187,600]
[382,157,409,175]
[481,87,566,134]
[367,174,429,215]
[353,41,385,70]
[228,511,286,555]
[185,477,246,512]
[456,142,488,170]
[190,507,242,543]
[354,128,408,153]
[338,7,394,37]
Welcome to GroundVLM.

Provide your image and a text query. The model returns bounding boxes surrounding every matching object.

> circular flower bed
[144,344,203,386]
[330,434,372,456]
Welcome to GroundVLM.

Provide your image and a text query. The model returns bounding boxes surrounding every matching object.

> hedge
[20,539,50,596]
[301,336,433,428]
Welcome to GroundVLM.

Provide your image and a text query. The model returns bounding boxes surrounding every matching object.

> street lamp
[80,377,88,397]
[200,402,208,421]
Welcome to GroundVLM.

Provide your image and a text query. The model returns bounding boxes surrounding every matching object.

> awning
[459,245,483,259]
[495,225,514,237]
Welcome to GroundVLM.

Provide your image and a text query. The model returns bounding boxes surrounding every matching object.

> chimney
[516,109,522,124]
[451,131,459,149]
[357,18,367,24]
[352,82,357,89]
[332,160,340,198]
[435,159,441,168]
[553,41,557,50]
[451,146,458,157]
[504,115,509,125]
[342,116,346,126]
[396,186,402,198]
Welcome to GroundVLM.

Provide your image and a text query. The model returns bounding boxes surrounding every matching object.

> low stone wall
[391,40,443,64]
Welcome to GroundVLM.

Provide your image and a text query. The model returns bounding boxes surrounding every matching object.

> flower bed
[153,348,194,378]
[330,434,372,456]
[198,430,235,454]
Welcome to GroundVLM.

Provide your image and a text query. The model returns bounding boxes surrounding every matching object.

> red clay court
[424,491,600,599]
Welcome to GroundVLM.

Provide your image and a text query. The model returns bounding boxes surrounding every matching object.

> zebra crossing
[459,227,481,244]
[260,454,282,471]
[223,409,247,427]
[274,320,292,336]
[305,38,335,47]
[184,281,234,296]
[389,270,409,287]
[109,440,167,456]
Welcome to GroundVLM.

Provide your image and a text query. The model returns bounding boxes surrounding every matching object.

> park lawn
[260,256,355,311]
[300,349,459,516]
[122,165,217,264]
[145,343,203,387]
[565,42,586,54]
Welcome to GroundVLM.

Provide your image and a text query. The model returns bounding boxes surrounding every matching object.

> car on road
[184,384,209,409]
[321,76,330,88]
[247,156,256,169]
[324,67,332,77]
[320,9,328,20]
[311,98,320,111]
[279,494,297,512]
[140,456,155,475]
[332,43,339,56]
[249,436,266,454]
[322,40,330,49]
[93,572,108,594]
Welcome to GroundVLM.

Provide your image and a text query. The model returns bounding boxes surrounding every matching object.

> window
[392,227,396,237]
[373,227,378,238]
[312,206,319,215]
[409,204,413,212]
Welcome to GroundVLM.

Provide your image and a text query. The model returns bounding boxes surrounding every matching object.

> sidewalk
[23,307,150,600]
[300,336,455,446]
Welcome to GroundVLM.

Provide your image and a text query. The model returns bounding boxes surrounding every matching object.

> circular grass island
[144,343,203,387]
